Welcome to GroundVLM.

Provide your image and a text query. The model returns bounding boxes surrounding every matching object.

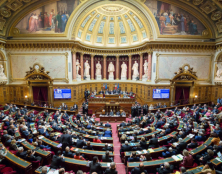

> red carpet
[110,122,126,174]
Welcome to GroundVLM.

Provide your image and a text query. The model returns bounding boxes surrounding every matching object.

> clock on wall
[34,64,40,70]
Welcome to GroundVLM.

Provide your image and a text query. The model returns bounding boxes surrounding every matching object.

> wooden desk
[100,116,126,122]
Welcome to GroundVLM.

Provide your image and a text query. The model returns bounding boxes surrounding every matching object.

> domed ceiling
[75,4,149,47]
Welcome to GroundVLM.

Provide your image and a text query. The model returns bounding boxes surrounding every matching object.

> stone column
[128,55,132,80]
[91,54,94,80]
[116,55,119,80]
[103,55,107,80]
[80,53,84,80]
[139,53,143,80]
[147,52,152,81]
[72,50,77,81]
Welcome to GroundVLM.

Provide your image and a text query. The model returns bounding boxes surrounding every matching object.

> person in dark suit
[26,149,42,162]
[140,137,147,149]
[61,131,72,151]
[102,151,113,162]
[84,90,88,101]
[76,112,81,120]
[104,129,112,137]
[73,103,78,111]
[110,110,114,116]
[187,139,198,149]
[105,122,111,127]
[104,162,117,174]
[120,141,132,153]
[40,166,48,174]
[156,162,172,174]
[120,121,126,127]
[102,143,113,152]
[176,138,187,153]
[149,134,159,148]
[16,147,27,160]
[1,130,8,143]
[128,152,140,162]
[50,151,65,169]
[89,156,102,174]
[131,163,148,174]
[8,125,15,136]
[76,136,86,148]
[99,90,104,94]
[63,147,74,158]
[83,141,94,150]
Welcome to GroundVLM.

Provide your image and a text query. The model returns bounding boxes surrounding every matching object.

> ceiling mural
[0,0,222,39]
[14,0,80,34]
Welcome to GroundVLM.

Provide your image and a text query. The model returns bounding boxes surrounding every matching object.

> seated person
[37,140,51,150]
[63,146,74,158]
[187,139,198,149]
[180,149,193,167]
[93,136,102,143]
[50,151,65,169]
[148,134,159,148]
[116,111,120,116]
[201,161,215,174]
[167,135,178,144]
[74,151,85,160]
[176,138,187,153]
[120,141,131,153]
[128,152,140,162]
[26,149,42,162]
[162,147,176,158]
[76,136,86,148]
[130,136,139,143]
[132,144,143,151]
[83,141,94,150]
[109,110,114,116]
[195,132,206,142]
[140,152,152,161]
[27,134,33,143]
[16,147,27,159]
[104,129,112,137]
[131,163,148,174]
[102,151,113,162]
[9,139,18,151]
[156,162,172,174]
[140,137,147,149]
[121,111,126,117]
[104,162,117,174]
[197,149,214,165]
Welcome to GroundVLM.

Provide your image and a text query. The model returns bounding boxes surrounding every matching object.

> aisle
[110,123,126,174]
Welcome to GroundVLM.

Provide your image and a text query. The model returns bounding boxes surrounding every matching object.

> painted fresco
[16,0,80,34]
[144,0,206,35]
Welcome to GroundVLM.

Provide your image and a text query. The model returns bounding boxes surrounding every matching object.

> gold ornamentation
[22,0,31,2]
[193,0,203,5]
[174,65,197,80]
[200,1,217,14]
[211,11,222,21]
[5,0,23,11]
[0,17,6,31]
[12,27,20,35]
[0,7,11,18]
[202,29,209,36]
[102,6,123,12]
[216,21,222,33]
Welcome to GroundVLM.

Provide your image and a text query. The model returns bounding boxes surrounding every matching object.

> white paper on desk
[107,163,111,167]
[189,134,195,138]
[143,150,147,153]
[177,116,181,118]
[177,154,184,160]
[108,144,111,147]
[48,169,58,174]
[172,155,180,161]
[38,136,44,139]
[137,151,142,154]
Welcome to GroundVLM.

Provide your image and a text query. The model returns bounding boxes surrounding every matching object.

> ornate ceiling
[1,0,222,43]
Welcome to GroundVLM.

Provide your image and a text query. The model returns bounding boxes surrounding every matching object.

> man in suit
[102,143,113,152]
[116,111,120,116]
[176,138,187,153]
[149,134,159,148]
[73,103,78,111]
[41,166,48,174]
[4,104,9,110]
[105,122,111,127]
[128,152,140,162]
[102,151,113,162]
[76,136,86,148]
[50,151,65,169]
[83,141,94,150]
[8,125,15,136]
[1,130,8,143]
[131,163,148,174]
[120,121,126,127]
[38,125,50,138]
[63,146,74,158]
[76,112,81,120]
[110,110,114,116]
[84,90,88,101]
[187,139,198,149]
[99,90,104,94]
[120,141,131,153]
[61,131,72,151]
[104,128,112,137]
[104,162,117,174]
[156,162,171,174]
[16,147,27,160]
[121,111,126,117]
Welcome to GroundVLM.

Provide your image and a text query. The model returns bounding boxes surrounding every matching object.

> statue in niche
[216,62,222,79]
[76,59,81,76]
[121,62,127,78]
[132,61,139,77]
[108,62,115,77]
[0,64,6,79]
[143,60,148,77]
[96,61,102,76]
[84,60,90,76]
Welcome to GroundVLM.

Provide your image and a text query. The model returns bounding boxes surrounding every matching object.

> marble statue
[216,62,222,79]
[108,62,115,77]
[143,60,148,77]
[132,61,139,79]
[96,61,102,76]
[0,65,6,79]
[84,60,90,76]
[76,59,81,76]
[121,62,127,79]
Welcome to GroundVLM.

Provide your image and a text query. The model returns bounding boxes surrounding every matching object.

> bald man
[131,163,148,174]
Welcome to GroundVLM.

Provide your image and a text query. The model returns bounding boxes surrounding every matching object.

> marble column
[139,53,143,80]
[80,53,84,80]
[91,54,94,80]
[72,51,76,81]
[128,55,132,80]
[103,55,107,80]
[147,52,152,81]
[116,55,119,80]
